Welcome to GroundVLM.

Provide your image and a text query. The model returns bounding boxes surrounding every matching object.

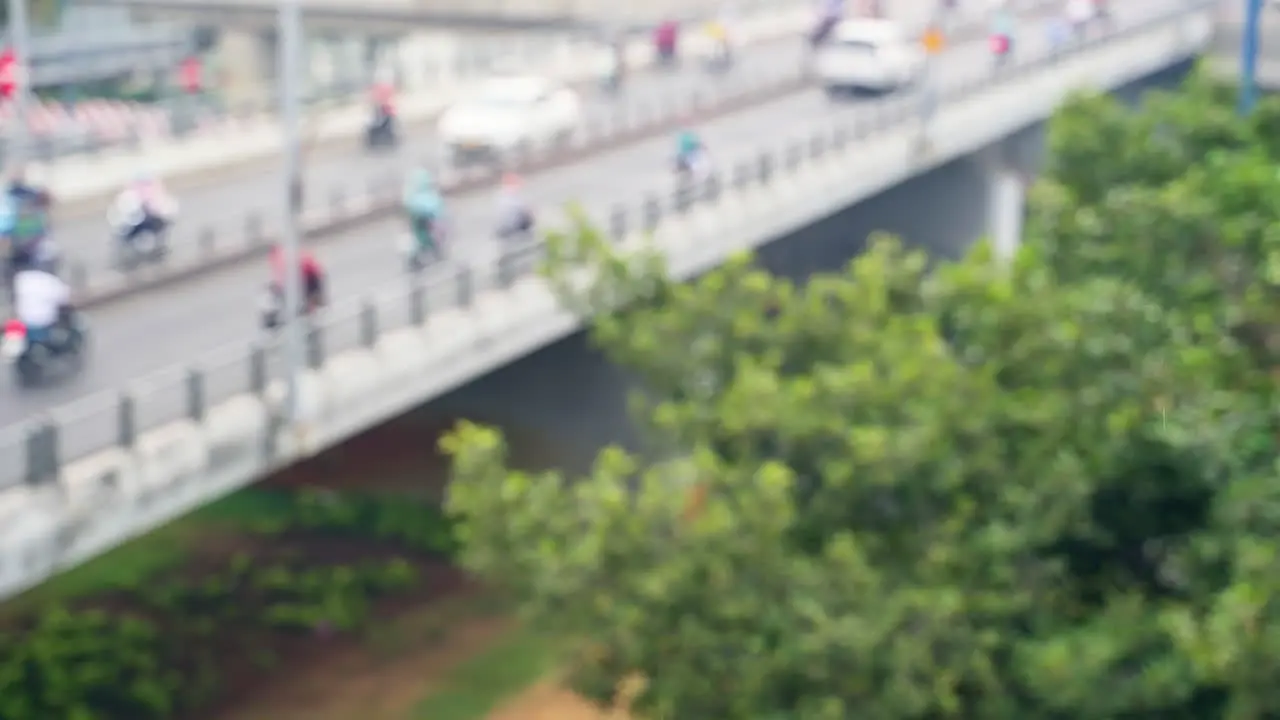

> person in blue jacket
[675,128,716,179]
[1,169,52,292]
[402,168,445,260]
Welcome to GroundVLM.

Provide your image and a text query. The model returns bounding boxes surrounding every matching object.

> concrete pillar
[987,169,1025,262]
[979,125,1043,262]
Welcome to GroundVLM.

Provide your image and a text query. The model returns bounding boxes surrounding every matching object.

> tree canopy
[443,67,1280,719]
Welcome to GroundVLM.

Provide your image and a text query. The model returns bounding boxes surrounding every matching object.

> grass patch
[411,626,562,720]
[3,488,296,612]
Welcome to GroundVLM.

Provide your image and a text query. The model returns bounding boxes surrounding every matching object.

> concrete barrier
[0,2,1213,601]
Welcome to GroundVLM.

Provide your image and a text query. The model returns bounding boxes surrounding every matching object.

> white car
[437,75,583,164]
[814,19,926,95]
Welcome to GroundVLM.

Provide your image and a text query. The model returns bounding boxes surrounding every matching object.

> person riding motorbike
[367,80,399,146]
[599,38,626,91]
[990,9,1016,65]
[267,244,326,313]
[402,168,446,262]
[674,129,709,177]
[654,19,680,65]
[11,257,80,356]
[2,173,54,290]
[704,19,733,66]
[495,173,534,241]
[108,173,178,250]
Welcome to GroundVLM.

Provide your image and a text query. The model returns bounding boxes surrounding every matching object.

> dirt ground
[487,683,627,720]
[213,598,513,720]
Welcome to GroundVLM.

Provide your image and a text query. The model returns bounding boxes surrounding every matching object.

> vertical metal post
[278,0,305,422]
[1241,0,1264,115]
[6,0,30,167]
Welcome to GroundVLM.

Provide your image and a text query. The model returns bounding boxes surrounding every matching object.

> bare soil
[487,683,627,720]
[211,597,514,720]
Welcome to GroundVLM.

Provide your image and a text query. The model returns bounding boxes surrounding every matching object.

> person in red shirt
[654,19,680,65]
[268,244,325,311]
[367,81,399,147]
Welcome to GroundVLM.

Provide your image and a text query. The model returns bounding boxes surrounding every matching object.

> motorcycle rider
[654,18,680,65]
[267,244,326,312]
[402,168,446,261]
[367,79,398,146]
[599,36,626,91]
[108,172,178,249]
[704,17,733,67]
[674,128,709,177]
[2,169,53,287]
[495,173,534,241]
[12,256,80,355]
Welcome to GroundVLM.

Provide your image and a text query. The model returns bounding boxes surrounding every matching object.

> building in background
[2,4,195,159]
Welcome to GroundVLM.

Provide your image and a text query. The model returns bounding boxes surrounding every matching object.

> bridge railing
[0,0,1212,491]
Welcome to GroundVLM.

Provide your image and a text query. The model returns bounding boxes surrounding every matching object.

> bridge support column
[979,125,1043,262]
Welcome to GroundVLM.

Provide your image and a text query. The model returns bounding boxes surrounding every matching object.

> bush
[0,490,457,720]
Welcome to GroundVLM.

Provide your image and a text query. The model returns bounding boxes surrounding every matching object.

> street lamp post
[6,0,30,168]
[277,0,305,422]
[1241,0,1264,115]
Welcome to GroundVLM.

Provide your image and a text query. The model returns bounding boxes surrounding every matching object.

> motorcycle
[402,215,446,272]
[365,108,399,150]
[3,312,88,388]
[703,40,733,73]
[496,208,535,243]
[674,151,713,204]
[259,281,325,330]
[108,201,174,270]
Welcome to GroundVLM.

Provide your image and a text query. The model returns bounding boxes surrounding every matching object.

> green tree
[444,73,1280,718]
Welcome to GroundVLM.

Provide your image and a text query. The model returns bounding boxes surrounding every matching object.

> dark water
[266,61,1196,486]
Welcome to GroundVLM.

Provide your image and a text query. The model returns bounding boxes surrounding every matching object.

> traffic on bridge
[0,0,1136,453]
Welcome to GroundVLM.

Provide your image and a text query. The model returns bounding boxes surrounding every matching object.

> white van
[813,19,926,95]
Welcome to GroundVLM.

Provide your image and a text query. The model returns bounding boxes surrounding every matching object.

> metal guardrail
[0,0,1213,490]
[40,1,1060,311]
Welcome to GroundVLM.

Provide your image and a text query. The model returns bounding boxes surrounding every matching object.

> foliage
[0,490,457,720]
[443,68,1280,719]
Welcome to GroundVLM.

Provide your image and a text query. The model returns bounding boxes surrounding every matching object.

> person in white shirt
[13,266,72,348]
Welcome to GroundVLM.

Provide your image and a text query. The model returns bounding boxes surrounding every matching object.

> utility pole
[6,0,30,168]
[278,0,305,422]
[1240,0,1263,115]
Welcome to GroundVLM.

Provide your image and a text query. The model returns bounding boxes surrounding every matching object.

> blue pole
[1241,0,1264,115]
